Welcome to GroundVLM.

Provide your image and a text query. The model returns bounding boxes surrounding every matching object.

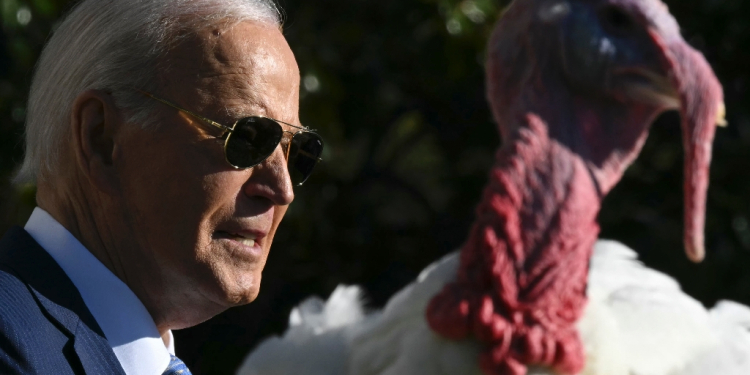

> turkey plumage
[239,241,750,375]
[237,0,749,374]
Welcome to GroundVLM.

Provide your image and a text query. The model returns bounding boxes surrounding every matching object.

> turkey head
[426,1,724,375]
[487,0,724,262]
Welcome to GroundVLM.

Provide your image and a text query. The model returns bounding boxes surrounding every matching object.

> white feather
[237,240,750,375]
[236,285,365,375]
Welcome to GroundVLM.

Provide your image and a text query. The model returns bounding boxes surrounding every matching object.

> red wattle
[426,115,600,375]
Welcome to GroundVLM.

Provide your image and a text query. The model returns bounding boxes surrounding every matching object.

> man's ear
[70,89,123,195]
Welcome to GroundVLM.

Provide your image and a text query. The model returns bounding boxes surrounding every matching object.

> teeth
[238,238,256,247]
[223,232,258,247]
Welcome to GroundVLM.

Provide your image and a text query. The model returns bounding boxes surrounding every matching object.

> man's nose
[242,146,295,206]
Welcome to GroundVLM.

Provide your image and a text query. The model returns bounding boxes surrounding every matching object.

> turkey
[237,0,750,374]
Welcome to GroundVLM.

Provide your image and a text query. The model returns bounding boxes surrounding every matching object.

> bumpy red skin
[427,115,599,375]
[425,0,723,374]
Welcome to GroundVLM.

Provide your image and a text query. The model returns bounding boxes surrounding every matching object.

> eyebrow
[227,98,306,131]
[140,90,312,132]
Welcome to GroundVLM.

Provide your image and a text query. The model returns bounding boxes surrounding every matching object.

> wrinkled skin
[428,0,723,374]
[485,0,722,261]
[38,21,301,335]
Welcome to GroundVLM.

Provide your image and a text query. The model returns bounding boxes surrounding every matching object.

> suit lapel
[72,321,128,375]
[0,226,126,375]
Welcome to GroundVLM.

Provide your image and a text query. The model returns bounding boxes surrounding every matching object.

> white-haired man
[0,0,323,374]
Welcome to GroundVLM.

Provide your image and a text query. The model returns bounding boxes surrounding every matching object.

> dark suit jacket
[0,226,126,374]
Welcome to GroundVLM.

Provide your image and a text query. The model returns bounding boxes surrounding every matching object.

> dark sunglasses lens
[288,132,324,185]
[225,117,283,168]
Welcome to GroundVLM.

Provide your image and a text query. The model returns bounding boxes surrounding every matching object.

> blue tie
[163,354,192,375]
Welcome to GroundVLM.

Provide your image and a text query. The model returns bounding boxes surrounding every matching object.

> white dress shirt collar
[25,207,174,375]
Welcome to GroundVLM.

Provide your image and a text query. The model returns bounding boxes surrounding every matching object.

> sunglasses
[140,91,323,186]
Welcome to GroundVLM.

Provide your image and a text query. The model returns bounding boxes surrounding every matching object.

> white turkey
[237,0,750,374]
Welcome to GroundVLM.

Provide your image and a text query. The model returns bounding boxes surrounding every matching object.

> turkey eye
[600,5,636,35]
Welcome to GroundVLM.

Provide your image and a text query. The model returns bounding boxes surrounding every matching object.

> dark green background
[1,0,749,373]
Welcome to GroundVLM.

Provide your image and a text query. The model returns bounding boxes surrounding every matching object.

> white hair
[14,0,282,184]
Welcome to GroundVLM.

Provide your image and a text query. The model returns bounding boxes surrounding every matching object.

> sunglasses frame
[139,90,323,185]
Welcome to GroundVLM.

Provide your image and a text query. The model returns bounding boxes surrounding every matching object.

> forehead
[158,20,300,119]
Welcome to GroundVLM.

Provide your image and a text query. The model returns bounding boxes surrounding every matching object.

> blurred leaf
[30,0,56,17]
[2,0,21,29]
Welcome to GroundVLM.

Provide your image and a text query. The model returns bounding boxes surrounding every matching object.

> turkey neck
[426,113,602,375]
[461,113,602,292]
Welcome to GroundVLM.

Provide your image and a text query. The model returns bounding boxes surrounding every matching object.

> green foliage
[1,1,749,374]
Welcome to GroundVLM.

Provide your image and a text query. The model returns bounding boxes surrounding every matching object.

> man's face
[112,21,300,325]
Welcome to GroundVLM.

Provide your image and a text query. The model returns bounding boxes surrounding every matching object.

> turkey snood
[425,1,724,374]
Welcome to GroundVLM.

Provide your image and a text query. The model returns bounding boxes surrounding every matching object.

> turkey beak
[649,29,725,263]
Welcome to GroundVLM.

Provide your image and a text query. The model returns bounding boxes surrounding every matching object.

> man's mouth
[216,231,258,247]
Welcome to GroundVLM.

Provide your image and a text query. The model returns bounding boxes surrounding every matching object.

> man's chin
[216,274,262,307]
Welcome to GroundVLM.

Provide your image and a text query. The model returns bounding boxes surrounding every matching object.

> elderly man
[0,0,322,374]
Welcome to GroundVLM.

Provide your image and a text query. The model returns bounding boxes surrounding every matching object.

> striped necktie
[163,354,192,375]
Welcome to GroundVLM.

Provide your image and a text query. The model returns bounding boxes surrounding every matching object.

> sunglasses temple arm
[138,90,234,135]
